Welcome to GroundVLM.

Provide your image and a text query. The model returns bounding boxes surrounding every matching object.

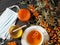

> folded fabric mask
[0,8,18,39]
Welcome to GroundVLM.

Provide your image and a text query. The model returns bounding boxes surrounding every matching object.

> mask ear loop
[8,5,20,13]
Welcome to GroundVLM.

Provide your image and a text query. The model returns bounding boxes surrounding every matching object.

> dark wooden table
[0,0,18,12]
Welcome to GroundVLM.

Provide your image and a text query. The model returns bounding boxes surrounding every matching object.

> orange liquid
[18,8,30,22]
[27,30,42,45]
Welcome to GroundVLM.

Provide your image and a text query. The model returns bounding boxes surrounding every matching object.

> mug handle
[8,5,20,13]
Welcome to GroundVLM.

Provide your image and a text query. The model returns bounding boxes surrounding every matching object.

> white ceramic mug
[21,26,49,45]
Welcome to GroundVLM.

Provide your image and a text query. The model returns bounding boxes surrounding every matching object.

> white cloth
[0,8,18,39]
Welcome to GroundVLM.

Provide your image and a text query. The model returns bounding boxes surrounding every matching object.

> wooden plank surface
[0,0,18,12]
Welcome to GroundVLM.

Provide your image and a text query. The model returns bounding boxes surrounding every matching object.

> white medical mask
[0,5,19,39]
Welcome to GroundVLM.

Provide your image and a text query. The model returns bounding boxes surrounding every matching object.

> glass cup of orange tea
[21,26,49,45]
[18,8,31,22]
